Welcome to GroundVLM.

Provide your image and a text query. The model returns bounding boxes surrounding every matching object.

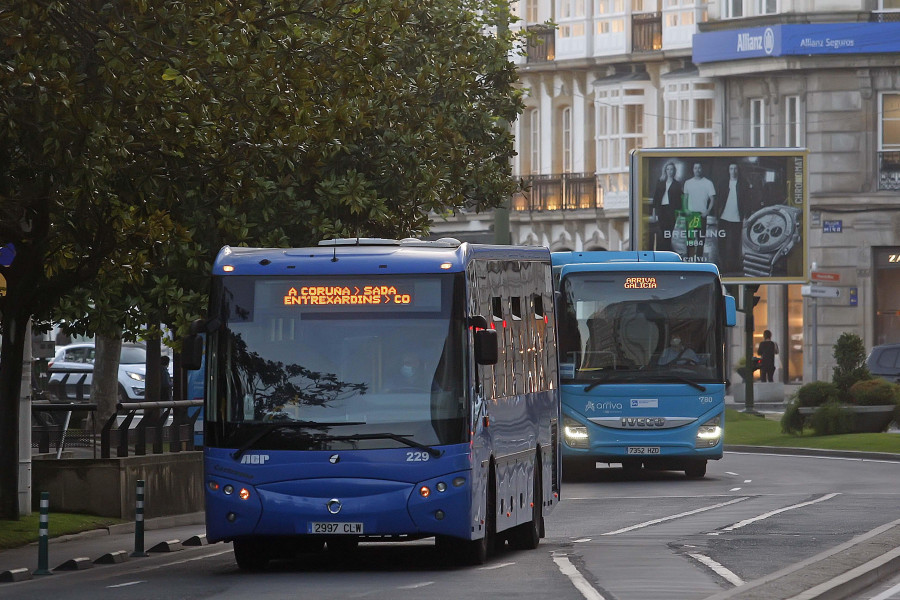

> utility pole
[742,284,761,414]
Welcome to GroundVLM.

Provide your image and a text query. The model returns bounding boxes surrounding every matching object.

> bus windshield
[557,271,722,383]
[206,273,468,451]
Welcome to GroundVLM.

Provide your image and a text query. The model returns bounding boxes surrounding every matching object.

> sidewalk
[0,512,206,581]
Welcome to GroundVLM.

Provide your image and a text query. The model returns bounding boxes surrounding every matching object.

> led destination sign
[284,285,413,306]
[624,277,657,289]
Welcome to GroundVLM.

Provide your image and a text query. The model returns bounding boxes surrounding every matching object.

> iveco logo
[329,454,340,464]
[239,454,269,464]
[622,417,666,428]
[326,499,342,514]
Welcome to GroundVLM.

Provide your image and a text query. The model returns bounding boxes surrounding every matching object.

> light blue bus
[184,238,561,569]
[552,251,736,478]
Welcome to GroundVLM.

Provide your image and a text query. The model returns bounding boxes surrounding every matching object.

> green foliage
[832,332,871,400]
[795,381,840,407]
[780,401,806,435]
[848,378,900,407]
[809,401,855,436]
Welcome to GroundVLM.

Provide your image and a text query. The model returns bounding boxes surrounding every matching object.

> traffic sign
[801,285,840,298]
[811,271,840,282]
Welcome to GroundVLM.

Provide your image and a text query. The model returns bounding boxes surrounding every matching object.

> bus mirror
[181,334,203,370]
[724,295,737,327]
[468,315,489,330]
[474,329,498,365]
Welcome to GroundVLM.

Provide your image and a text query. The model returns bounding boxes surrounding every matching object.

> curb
[704,518,900,600]
[724,445,900,462]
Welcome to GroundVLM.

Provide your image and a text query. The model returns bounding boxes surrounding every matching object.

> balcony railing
[525,25,555,63]
[871,11,900,22]
[878,151,900,190]
[632,12,662,53]
[513,173,602,211]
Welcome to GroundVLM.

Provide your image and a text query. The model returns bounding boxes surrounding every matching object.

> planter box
[797,405,897,433]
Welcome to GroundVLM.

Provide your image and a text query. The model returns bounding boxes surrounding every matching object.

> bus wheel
[233,539,270,571]
[507,456,542,550]
[685,461,707,478]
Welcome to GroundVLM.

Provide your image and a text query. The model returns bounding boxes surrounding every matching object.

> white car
[48,342,166,403]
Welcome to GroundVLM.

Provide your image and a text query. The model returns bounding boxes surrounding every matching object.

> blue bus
[552,251,736,478]
[183,238,561,569]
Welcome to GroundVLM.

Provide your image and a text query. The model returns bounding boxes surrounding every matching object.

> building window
[664,80,715,147]
[562,107,573,173]
[525,0,539,23]
[596,0,625,35]
[724,0,744,18]
[757,0,777,14]
[880,1,900,11]
[750,98,766,147]
[596,85,647,192]
[874,248,900,344]
[530,108,540,174]
[878,93,900,190]
[785,95,801,147]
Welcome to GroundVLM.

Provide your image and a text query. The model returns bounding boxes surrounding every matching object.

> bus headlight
[564,417,589,448]
[695,415,722,448]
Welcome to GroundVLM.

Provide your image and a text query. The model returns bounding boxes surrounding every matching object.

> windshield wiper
[325,432,443,458]
[231,420,365,461]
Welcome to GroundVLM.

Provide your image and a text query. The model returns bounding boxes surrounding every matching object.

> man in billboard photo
[681,162,716,260]
[650,161,682,252]
[715,162,754,276]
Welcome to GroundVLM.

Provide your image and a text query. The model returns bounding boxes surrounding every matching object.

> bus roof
[212,239,551,276]
[551,250,683,266]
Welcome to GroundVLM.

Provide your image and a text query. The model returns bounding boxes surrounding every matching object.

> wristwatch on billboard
[741,205,802,277]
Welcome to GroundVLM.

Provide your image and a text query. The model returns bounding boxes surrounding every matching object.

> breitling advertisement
[631,149,808,284]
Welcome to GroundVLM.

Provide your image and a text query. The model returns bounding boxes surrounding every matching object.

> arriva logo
[239,454,270,465]
[584,401,624,412]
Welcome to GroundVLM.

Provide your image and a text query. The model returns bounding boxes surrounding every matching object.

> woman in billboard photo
[650,161,682,252]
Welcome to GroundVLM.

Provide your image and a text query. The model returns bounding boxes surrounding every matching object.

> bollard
[130,479,148,557]
[34,492,52,575]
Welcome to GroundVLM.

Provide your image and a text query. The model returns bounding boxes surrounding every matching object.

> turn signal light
[420,486,431,498]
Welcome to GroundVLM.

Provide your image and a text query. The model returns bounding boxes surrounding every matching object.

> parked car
[48,342,166,403]
[866,342,900,384]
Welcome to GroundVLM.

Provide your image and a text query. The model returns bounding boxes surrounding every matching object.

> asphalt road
[1,449,899,600]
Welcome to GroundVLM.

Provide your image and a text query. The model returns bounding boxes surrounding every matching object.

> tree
[0,0,524,518]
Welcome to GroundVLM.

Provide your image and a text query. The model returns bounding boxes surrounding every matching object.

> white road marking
[744,480,752,483]
[107,581,145,588]
[730,487,742,492]
[602,497,750,535]
[478,561,515,570]
[720,493,839,532]
[687,552,744,587]
[726,472,739,476]
[573,538,592,543]
[398,582,434,589]
[868,581,900,600]
[551,552,607,600]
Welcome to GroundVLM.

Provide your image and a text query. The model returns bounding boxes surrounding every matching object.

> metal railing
[101,400,203,458]
[513,173,602,211]
[32,402,98,459]
[525,25,555,63]
[632,12,662,53]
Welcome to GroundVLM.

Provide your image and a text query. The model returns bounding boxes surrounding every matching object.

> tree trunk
[145,336,161,402]
[94,335,122,427]
[0,311,28,519]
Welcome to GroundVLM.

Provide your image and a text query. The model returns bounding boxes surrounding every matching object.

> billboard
[630,148,808,284]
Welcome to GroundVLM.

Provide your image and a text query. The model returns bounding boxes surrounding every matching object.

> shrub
[809,401,855,436]
[832,332,871,401]
[795,381,839,408]
[780,401,806,435]
[848,378,900,406]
